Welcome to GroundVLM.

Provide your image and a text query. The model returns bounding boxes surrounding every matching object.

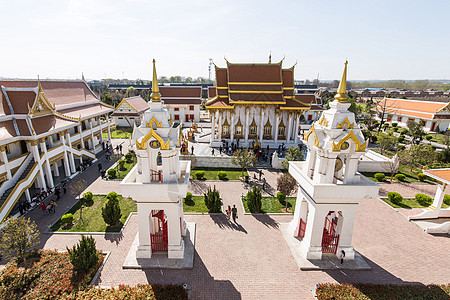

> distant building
[0,80,113,222]
[375,98,450,132]
[160,86,202,124]
[111,96,149,127]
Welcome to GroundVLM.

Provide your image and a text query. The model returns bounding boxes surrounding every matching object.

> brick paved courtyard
[2,149,449,299]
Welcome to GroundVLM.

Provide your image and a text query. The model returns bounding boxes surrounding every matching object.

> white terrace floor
[2,140,449,300]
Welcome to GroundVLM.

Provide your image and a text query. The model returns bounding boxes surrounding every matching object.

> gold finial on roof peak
[334,60,348,103]
[151,59,161,102]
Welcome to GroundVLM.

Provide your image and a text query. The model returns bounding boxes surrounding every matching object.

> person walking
[55,187,61,200]
[40,202,47,214]
[119,144,123,154]
[191,146,194,155]
[226,205,231,220]
[50,200,57,213]
[98,162,102,173]
[340,250,345,264]
[231,204,238,222]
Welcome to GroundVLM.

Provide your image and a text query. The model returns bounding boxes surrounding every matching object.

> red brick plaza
[6,160,450,300]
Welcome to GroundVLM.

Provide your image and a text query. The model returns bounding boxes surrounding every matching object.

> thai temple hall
[288,62,379,261]
[121,60,192,260]
[0,79,113,223]
[206,58,323,148]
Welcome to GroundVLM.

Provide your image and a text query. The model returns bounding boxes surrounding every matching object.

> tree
[246,186,262,213]
[281,146,304,169]
[399,145,435,171]
[203,185,221,213]
[383,154,400,181]
[376,133,397,154]
[375,98,397,132]
[125,86,137,97]
[102,192,122,226]
[276,173,298,211]
[231,149,257,176]
[407,120,425,145]
[0,217,40,263]
[69,178,87,221]
[67,235,99,272]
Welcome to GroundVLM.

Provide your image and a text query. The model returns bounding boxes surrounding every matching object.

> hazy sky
[1,0,449,81]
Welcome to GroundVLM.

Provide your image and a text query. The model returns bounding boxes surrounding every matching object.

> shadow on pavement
[209,214,248,234]
[142,250,242,300]
[251,214,279,229]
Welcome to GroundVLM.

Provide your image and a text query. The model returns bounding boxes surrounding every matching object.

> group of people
[225,205,238,223]
[20,182,66,217]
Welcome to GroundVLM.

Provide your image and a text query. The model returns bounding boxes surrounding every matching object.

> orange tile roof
[124,96,149,112]
[378,98,448,114]
[160,86,202,98]
[424,169,450,184]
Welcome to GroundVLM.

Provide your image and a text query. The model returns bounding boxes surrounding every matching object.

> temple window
[236,126,242,136]
[263,119,272,140]
[249,118,257,138]
[189,105,194,111]
[250,126,256,135]
[174,115,180,121]
[174,107,179,111]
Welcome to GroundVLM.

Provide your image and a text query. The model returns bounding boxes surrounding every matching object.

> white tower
[121,59,191,259]
[288,61,379,260]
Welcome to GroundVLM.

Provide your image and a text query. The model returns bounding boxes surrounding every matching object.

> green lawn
[382,197,449,209]
[115,157,137,179]
[51,194,137,232]
[192,168,249,181]
[183,196,210,213]
[242,196,296,213]
[361,165,436,184]
[102,126,133,139]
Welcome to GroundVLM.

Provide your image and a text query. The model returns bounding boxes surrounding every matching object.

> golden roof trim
[318,115,329,127]
[331,129,367,152]
[304,124,319,147]
[146,116,162,128]
[228,82,283,85]
[228,90,283,94]
[228,100,286,105]
[336,117,354,129]
[136,128,169,150]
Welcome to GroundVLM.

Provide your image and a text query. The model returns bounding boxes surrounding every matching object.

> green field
[183,196,211,213]
[102,126,133,139]
[192,168,249,181]
[51,194,137,232]
[242,196,296,213]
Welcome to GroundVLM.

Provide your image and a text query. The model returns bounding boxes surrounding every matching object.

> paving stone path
[2,152,450,299]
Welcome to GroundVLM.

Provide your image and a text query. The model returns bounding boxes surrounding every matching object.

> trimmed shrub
[394,174,406,182]
[388,192,403,205]
[246,186,262,213]
[67,235,99,272]
[195,170,205,180]
[415,193,433,206]
[397,135,405,143]
[277,192,286,204]
[203,185,221,213]
[444,194,450,206]
[371,136,378,143]
[61,213,74,225]
[374,173,386,181]
[102,192,122,226]
[125,152,133,163]
[425,135,433,141]
[418,173,426,182]
[184,192,193,203]
[118,159,126,171]
[392,127,398,132]
[392,122,398,127]
[107,169,116,179]
[397,145,406,151]
[82,191,93,202]
[217,171,227,180]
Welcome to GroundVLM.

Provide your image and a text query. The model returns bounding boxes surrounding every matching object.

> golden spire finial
[151,59,161,102]
[334,60,348,103]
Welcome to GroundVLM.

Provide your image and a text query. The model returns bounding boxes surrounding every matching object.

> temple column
[294,114,300,144]
[0,146,12,179]
[25,189,31,203]
[60,134,71,177]
[89,119,95,151]
[230,112,235,143]
[244,108,250,144]
[39,138,54,189]
[218,112,222,141]
[30,141,46,191]
[107,117,111,140]
[259,108,264,144]
[65,131,76,173]
[52,161,60,177]
[287,112,293,144]
[275,114,280,144]
[78,124,84,165]
[210,111,216,142]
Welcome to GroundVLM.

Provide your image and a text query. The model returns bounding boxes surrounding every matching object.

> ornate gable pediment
[136,128,169,150]
[331,129,367,152]
[336,117,354,129]
[29,84,55,116]
[304,124,320,147]
[115,98,137,112]
[146,116,162,128]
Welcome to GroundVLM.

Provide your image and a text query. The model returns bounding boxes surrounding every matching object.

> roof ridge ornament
[334,60,348,103]
[150,59,161,102]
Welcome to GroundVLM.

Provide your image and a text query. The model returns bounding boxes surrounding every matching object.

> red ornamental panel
[298,218,307,239]
[151,210,168,252]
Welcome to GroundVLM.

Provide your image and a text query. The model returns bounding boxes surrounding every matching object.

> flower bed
[242,196,296,213]
[0,250,187,299]
[316,283,450,299]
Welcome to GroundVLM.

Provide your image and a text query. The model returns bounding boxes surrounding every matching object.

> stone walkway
[2,151,450,299]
